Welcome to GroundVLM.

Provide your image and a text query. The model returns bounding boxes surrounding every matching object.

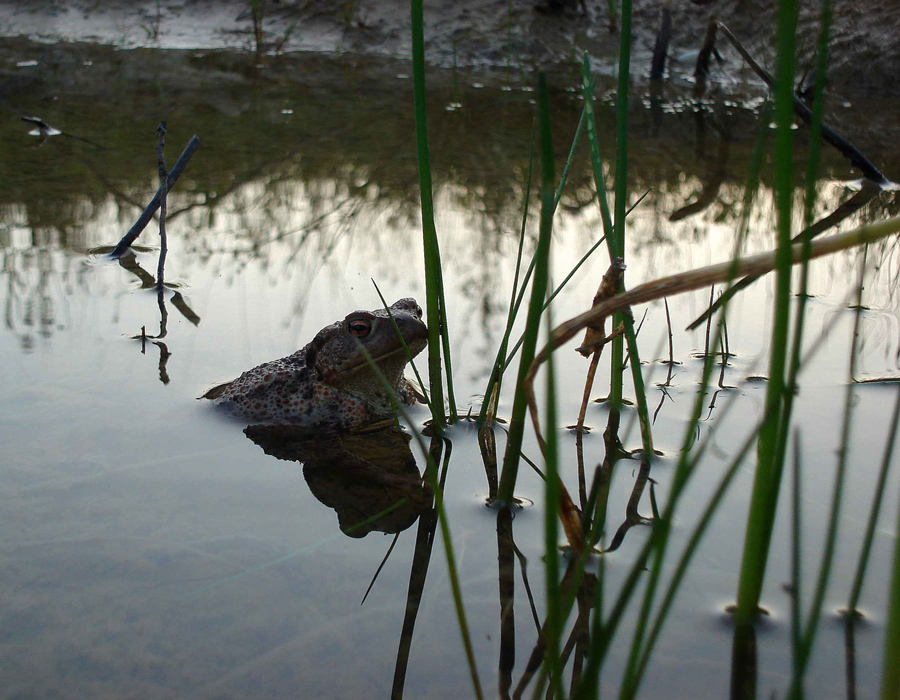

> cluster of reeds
[402,0,900,696]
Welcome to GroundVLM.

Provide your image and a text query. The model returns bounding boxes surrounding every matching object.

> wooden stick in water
[109,134,200,258]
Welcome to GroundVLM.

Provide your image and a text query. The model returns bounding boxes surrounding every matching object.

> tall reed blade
[355,342,483,699]
[497,73,556,505]
[791,429,804,688]
[582,52,655,459]
[881,477,900,699]
[543,305,565,699]
[485,105,594,399]
[733,0,799,636]
[607,0,633,414]
[787,259,864,699]
[410,0,456,428]
[616,117,771,695]
[477,123,536,427]
[848,385,900,612]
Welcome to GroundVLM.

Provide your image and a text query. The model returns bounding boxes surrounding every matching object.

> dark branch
[650,0,672,81]
[109,134,200,258]
[717,22,889,185]
[156,122,169,293]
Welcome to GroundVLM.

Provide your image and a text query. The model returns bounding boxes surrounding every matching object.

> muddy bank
[0,35,897,263]
[1,0,898,96]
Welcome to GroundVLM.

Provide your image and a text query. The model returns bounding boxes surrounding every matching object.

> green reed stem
[497,72,556,505]
[543,305,565,700]
[570,217,900,698]
[582,65,617,261]
[582,52,655,459]
[848,384,900,612]
[478,123,535,427]
[629,397,772,693]
[611,51,629,257]
[776,7,832,690]
[620,267,881,698]
[781,7,836,693]
[781,0,831,466]
[733,0,799,631]
[582,247,735,698]
[619,314,733,698]
[773,0,831,524]
[372,280,434,416]
[437,274,458,420]
[787,258,864,699]
[478,122,537,427]
[558,106,588,206]
[606,0,618,29]
[411,0,456,428]
[581,56,613,241]
[481,103,591,425]
[881,480,900,699]
[578,351,718,697]
[614,98,776,697]
[500,230,607,376]
[608,0,632,414]
[356,343,483,700]
[791,430,803,686]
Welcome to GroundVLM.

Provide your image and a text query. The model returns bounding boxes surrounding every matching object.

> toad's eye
[415,305,423,318]
[348,319,372,338]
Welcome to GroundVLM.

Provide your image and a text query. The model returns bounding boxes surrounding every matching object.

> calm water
[2,38,900,698]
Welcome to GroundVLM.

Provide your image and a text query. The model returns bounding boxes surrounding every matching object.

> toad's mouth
[336,337,428,378]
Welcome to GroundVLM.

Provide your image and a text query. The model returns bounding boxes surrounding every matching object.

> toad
[202,298,428,431]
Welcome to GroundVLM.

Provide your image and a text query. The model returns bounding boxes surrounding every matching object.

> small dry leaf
[576,258,627,357]
[557,479,586,553]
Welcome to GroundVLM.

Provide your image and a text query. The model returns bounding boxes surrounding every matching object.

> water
[2,38,900,698]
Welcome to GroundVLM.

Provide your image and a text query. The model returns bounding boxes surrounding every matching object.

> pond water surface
[2,38,900,699]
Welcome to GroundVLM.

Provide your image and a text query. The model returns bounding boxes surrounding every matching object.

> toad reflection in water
[245,425,430,537]
[203,298,428,431]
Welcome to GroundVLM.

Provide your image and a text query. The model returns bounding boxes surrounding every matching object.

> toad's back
[203,298,428,431]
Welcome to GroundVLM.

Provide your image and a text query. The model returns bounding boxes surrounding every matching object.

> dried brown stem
[687,181,881,329]
[575,349,601,510]
[524,216,900,440]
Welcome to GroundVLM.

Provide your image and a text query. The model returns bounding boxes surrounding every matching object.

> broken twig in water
[109,134,200,258]
[717,22,889,185]
[115,253,201,326]
[649,0,671,81]
[156,122,169,293]
[694,18,719,95]
[154,341,172,385]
